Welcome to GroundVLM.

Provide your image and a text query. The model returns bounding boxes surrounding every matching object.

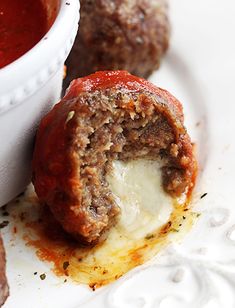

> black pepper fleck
[200,193,208,199]
[0,221,9,229]
[63,261,70,270]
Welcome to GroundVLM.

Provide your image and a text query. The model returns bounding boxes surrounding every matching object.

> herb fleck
[145,234,155,240]
[40,273,46,280]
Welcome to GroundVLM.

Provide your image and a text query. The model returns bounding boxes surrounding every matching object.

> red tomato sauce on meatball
[0,0,48,69]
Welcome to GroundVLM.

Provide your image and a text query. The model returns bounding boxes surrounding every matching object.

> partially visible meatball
[33,71,197,246]
[64,0,170,88]
[0,235,8,307]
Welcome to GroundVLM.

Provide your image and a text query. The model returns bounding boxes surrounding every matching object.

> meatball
[0,235,8,307]
[64,0,170,88]
[33,71,197,245]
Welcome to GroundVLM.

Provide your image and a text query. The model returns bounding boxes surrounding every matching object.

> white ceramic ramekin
[0,0,79,207]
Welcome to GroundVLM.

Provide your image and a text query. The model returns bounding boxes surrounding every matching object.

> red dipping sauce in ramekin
[0,0,48,69]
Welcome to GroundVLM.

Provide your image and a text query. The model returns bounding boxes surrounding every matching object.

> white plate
[2,0,235,307]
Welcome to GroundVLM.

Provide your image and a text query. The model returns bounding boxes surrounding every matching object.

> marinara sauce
[0,0,48,69]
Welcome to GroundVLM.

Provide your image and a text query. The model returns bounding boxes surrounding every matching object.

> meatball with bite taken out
[32,71,197,246]
[64,0,170,88]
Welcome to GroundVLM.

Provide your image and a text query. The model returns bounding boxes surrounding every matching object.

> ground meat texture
[64,0,170,88]
[32,71,197,245]
[0,235,8,306]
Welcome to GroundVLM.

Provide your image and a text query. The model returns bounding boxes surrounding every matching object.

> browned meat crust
[64,0,170,88]
[32,71,197,245]
[0,234,8,307]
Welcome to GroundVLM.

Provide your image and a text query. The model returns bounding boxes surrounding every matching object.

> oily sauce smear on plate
[0,0,48,68]
[7,187,197,290]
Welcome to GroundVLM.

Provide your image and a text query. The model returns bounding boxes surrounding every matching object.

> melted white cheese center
[107,160,173,239]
